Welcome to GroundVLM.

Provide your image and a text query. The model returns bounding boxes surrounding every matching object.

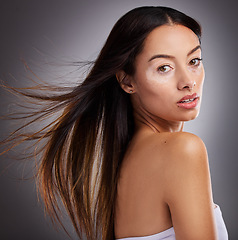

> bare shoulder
[141,131,207,163]
[163,131,208,163]
[120,132,216,238]
[155,132,216,239]
[128,131,209,184]
[159,131,206,150]
[130,131,208,169]
[156,131,210,196]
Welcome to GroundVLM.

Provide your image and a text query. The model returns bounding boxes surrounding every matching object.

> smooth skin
[114,24,217,239]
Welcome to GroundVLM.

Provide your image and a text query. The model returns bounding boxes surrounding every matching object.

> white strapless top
[116,205,228,240]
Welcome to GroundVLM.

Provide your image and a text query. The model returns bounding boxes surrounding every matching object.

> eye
[157,65,173,73]
[189,58,202,67]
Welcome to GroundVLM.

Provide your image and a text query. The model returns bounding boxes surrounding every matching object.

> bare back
[114,130,216,239]
[114,130,174,238]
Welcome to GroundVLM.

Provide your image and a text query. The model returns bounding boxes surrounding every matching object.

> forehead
[141,24,200,57]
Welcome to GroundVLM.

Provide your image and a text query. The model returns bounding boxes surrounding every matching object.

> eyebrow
[148,45,201,62]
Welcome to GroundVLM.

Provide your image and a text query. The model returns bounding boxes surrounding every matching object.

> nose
[177,68,195,91]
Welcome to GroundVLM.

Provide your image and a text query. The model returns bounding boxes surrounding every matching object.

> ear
[116,70,135,94]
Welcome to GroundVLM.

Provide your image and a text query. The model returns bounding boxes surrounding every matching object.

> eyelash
[189,58,203,67]
[157,58,203,74]
[157,65,172,73]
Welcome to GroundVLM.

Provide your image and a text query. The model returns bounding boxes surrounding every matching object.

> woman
[1,6,228,240]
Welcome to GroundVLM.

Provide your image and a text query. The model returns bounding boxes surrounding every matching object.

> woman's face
[129,24,205,123]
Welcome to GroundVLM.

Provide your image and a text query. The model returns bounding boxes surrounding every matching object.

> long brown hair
[1,6,201,240]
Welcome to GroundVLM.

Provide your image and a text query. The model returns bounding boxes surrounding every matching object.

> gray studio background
[0,0,237,239]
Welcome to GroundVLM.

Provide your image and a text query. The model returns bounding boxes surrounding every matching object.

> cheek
[193,65,205,83]
[134,69,175,107]
[135,66,174,96]
[145,67,171,85]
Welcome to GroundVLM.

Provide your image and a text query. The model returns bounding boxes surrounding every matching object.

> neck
[133,109,184,134]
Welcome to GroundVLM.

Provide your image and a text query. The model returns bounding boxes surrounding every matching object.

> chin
[181,111,200,122]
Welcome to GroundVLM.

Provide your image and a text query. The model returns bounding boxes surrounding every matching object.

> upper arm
[163,133,217,240]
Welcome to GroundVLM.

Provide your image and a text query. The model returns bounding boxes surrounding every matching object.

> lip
[178,93,198,103]
[177,93,199,109]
